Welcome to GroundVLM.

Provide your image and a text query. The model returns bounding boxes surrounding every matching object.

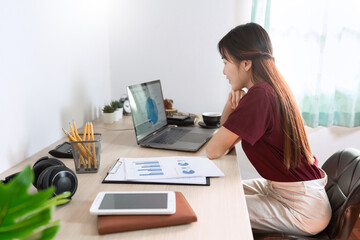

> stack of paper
[103,156,224,185]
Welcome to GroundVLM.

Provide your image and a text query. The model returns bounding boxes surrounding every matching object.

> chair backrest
[322,148,360,240]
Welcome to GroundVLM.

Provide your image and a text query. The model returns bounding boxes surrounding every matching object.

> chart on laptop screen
[127,81,167,141]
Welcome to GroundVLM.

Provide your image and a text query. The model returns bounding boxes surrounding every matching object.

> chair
[253,148,360,240]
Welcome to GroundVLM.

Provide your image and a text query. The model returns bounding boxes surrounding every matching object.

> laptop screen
[127,80,167,142]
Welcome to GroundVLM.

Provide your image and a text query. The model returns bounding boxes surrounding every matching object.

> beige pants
[243,169,332,236]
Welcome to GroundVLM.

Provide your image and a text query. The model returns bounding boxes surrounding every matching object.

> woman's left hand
[228,89,246,110]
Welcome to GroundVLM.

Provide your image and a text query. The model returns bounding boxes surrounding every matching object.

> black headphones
[2,156,78,200]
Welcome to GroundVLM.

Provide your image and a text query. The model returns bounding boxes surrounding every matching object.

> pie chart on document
[182,170,195,174]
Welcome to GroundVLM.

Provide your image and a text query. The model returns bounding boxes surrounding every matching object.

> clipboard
[102,175,210,186]
[102,158,211,186]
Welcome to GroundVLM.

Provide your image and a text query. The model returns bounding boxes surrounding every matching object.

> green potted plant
[102,105,115,124]
[110,100,123,121]
[0,166,70,239]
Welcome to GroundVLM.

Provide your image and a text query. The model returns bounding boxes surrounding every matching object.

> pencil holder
[70,133,102,173]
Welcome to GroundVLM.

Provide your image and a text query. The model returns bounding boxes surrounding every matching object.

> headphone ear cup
[41,166,60,190]
[33,157,50,186]
[36,165,55,190]
[33,156,50,167]
[44,165,78,199]
[33,157,65,188]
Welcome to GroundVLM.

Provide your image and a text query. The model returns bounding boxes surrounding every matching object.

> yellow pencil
[86,122,92,168]
[82,123,88,141]
[62,128,87,167]
[70,126,76,139]
[90,122,97,168]
[73,120,80,136]
[71,124,91,167]
[63,128,75,142]
[72,125,93,161]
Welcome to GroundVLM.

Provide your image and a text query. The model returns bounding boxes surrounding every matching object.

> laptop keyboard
[150,128,191,145]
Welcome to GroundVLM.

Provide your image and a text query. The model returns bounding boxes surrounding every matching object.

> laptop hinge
[138,125,169,144]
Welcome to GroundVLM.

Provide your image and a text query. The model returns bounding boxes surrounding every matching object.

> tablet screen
[99,193,168,209]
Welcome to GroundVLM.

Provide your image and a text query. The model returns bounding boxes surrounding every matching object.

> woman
[206,23,331,235]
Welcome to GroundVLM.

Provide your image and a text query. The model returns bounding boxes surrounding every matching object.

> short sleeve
[223,86,273,146]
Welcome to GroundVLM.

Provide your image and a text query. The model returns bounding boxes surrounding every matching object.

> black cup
[202,112,221,126]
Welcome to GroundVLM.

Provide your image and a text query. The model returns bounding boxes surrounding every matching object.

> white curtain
[252,0,360,127]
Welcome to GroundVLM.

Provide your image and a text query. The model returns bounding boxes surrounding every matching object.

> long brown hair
[218,23,314,169]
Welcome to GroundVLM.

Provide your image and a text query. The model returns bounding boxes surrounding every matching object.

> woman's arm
[220,98,234,126]
[206,89,245,159]
[220,90,245,125]
[206,126,240,159]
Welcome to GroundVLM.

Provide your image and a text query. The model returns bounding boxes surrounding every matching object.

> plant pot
[103,112,114,124]
[114,108,123,121]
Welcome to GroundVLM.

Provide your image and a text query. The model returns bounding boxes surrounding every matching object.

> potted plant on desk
[110,100,123,121]
[102,105,115,124]
[0,166,69,239]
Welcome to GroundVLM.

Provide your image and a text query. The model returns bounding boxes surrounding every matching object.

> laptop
[127,80,216,152]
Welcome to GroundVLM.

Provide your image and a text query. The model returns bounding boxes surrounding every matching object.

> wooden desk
[0,116,253,240]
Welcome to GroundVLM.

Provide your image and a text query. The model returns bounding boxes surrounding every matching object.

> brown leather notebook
[97,192,197,235]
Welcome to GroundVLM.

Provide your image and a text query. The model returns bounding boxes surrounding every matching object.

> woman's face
[222,57,253,90]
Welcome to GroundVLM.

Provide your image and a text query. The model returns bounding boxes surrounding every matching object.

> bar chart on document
[123,157,224,181]
[135,160,164,177]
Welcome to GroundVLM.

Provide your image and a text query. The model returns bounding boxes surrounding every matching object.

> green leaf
[0,207,52,238]
[0,166,34,225]
[2,188,54,227]
[0,166,69,240]
[22,222,60,240]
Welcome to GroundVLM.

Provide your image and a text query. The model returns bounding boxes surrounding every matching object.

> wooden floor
[349,217,360,240]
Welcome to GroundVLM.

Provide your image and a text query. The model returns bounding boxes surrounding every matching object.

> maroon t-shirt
[223,82,322,182]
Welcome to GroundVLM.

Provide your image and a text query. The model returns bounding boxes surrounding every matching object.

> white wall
[0,0,242,174]
[108,0,238,114]
[1,0,359,176]
[306,126,360,164]
[0,1,111,174]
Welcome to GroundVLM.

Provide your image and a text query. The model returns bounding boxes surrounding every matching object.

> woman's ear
[239,60,252,72]
[243,60,252,72]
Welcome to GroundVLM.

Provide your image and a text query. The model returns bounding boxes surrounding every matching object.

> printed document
[123,156,224,180]
[104,159,208,185]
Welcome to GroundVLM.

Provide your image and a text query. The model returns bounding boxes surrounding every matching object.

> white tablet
[89,191,176,215]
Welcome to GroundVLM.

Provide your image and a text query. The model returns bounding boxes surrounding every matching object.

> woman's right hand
[228,89,246,110]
